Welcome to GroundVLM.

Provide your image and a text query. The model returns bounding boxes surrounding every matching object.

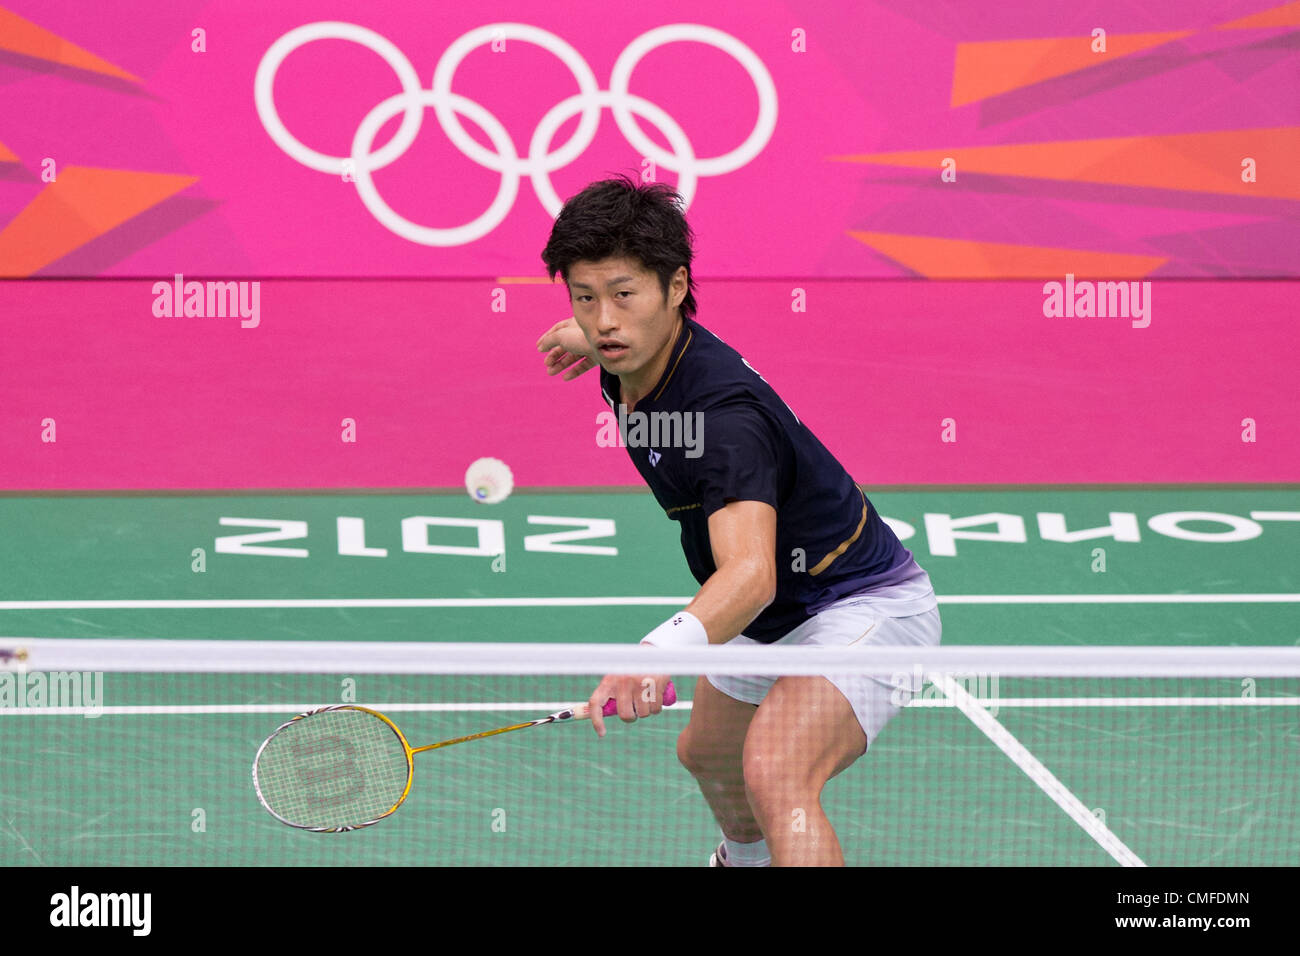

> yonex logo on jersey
[595,406,704,459]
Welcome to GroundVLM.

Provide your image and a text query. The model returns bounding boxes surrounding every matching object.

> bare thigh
[677,675,758,770]
[743,675,867,795]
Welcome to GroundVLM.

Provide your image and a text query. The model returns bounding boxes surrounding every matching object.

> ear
[671,266,689,307]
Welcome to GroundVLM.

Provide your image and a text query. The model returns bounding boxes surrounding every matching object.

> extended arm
[588,500,777,735]
[683,499,778,643]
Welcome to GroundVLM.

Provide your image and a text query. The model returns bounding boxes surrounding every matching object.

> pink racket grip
[601,680,678,716]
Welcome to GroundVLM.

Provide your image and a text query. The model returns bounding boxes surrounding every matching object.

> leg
[742,676,866,866]
[676,676,761,843]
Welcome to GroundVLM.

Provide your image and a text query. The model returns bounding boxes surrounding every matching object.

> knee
[676,722,735,778]
[676,723,703,776]
[742,743,826,822]
[742,748,792,815]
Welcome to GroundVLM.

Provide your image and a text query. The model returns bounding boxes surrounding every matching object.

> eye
[616,290,633,298]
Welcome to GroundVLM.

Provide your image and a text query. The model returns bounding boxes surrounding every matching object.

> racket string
[255,707,410,829]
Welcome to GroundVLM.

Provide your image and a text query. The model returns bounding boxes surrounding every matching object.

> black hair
[541,174,698,321]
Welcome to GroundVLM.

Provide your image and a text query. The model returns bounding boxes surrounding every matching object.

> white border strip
[5,640,1300,677]
[930,673,1146,867]
[2,697,1297,717]
[0,593,1297,610]
[0,701,698,717]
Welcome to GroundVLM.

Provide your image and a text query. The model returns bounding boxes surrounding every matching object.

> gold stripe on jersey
[808,489,868,576]
[652,328,694,402]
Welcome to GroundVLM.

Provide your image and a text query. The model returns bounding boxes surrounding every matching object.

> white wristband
[641,610,709,648]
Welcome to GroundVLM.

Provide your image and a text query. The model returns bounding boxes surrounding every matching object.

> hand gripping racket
[253,682,677,832]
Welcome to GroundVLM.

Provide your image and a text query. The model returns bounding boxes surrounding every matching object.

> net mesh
[1,639,1297,866]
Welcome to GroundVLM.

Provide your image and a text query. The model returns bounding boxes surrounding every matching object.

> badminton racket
[253,682,677,831]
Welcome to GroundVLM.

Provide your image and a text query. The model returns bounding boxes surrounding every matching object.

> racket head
[252,705,414,832]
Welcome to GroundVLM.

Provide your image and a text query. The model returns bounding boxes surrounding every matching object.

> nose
[595,298,618,334]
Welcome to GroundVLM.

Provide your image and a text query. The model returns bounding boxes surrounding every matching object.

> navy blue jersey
[599,318,918,643]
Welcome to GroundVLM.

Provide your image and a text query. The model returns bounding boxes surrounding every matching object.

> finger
[536,319,571,351]
[562,357,595,381]
[644,675,668,716]
[544,348,571,375]
[649,675,669,716]
[617,679,639,723]
[553,351,583,371]
[550,353,587,378]
[588,678,612,737]
[634,676,652,718]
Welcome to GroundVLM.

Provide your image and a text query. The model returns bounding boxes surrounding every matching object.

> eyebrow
[569,275,636,290]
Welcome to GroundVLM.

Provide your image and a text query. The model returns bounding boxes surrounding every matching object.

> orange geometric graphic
[0,166,199,276]
[1218,0,1300,30]
[0,6,141,83]
[835,127,1300,200]
[0,140,17,163]
[847,232,1167,280]
[950,31,1192,106]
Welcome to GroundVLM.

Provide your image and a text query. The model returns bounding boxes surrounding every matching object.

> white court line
[929,673,1147,867]
[2,697,1295,717]
[906,696,1300,708]
[0,593,1298,610]
[935,594,1300,604]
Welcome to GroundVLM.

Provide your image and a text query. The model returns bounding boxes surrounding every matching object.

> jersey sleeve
[689,404,783,517]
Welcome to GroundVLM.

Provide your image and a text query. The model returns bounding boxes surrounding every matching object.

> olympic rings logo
[254,22,778,246]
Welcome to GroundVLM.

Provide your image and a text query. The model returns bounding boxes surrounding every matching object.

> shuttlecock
[465,457,514,504]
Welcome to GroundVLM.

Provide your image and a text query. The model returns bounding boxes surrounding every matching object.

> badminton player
[536,176,941,866]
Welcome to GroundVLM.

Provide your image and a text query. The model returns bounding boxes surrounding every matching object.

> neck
[620,314,684,411]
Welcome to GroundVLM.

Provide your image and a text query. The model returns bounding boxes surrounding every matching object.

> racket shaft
[411,719,547,754]
[409,680,678,755]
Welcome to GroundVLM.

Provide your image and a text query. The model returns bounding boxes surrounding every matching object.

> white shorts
[706,599,942,749]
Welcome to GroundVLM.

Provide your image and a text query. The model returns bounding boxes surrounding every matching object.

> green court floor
[1,488,1297,865]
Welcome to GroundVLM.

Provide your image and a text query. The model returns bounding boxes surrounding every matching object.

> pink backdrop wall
[2,279,1295,489]
[2,2,1296,489]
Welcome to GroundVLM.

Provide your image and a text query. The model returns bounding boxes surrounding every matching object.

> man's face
[567,257,686,377]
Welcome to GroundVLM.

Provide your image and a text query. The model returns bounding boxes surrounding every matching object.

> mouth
[598,342,630,359]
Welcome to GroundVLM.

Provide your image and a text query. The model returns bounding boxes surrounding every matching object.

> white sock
[723,836,771,867]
